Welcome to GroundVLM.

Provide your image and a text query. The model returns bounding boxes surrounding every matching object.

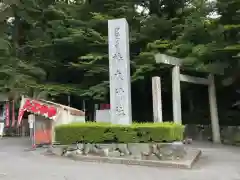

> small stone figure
[182,138,192,144]
[61,142,84,156]
[141,144,162,160]
[116,144,131,156]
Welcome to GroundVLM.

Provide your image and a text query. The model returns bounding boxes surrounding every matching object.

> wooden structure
[17,97,85,145]
[153,53,221,143]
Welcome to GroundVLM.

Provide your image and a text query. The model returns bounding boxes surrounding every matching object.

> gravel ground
[0,138,240,180]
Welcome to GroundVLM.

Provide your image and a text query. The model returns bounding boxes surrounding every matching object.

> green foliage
[215,0,240,84]
[55,122,184,144]
[0,0,239,114]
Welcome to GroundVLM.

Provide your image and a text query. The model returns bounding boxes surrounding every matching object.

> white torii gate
[152,53,221,143]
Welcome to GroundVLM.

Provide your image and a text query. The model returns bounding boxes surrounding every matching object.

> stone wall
[50,142,187,161]
[47,142,201,169]
[184,124,240,145]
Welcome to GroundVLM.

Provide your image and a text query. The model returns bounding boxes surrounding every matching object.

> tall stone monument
[108,18,132,125]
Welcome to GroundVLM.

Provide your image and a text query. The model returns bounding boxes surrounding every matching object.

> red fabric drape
[17,98,58,126]
[17,98,25,126]
[5,102,10,127]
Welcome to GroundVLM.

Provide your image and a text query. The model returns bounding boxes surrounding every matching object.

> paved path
[0,138,240,180]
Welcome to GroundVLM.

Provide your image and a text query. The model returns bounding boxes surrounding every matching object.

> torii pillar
[154,53,221,143]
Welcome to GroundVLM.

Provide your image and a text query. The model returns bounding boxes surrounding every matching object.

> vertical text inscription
[108,18,132,125]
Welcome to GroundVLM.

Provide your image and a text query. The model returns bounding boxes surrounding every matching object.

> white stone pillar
[172,65,182,124]
[208,74,221,143]
[152,76,163,122]
[108,18,132,125]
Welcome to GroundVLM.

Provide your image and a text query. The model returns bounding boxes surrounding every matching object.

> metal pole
[33,117,36,148]
[30,126,32,140]
[29,114,36,149]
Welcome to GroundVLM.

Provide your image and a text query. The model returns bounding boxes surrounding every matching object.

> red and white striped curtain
[5,101,10,127]
[17,96,26,126]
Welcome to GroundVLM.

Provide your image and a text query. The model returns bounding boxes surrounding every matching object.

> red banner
[11,100,15,127]
[17,107,25,126]
[5,102,10,127]
[100,104,110,110]
[17,97,26,126]
[17,98,57,126]
[23,99,57,118]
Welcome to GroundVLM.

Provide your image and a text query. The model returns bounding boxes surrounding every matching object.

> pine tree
[62,0,143,100]
[216,0,240,84]
[4,0,87,98]
[0,0,48,99]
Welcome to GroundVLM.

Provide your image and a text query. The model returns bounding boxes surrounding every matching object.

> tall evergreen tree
[216,0,240,85]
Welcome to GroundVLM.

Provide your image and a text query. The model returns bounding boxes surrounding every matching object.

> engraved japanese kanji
[114,70,124,80]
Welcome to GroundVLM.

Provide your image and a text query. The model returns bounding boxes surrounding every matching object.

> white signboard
[0,122,4,137]
[28,114,35,129]
[96,109,111,123]
[29,120,34,129]
[108,18,132,125]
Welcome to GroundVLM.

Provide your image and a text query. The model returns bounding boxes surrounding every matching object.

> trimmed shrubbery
[55,122,184,145]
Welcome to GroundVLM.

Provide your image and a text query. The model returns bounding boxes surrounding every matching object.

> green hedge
[55,122,184,144]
